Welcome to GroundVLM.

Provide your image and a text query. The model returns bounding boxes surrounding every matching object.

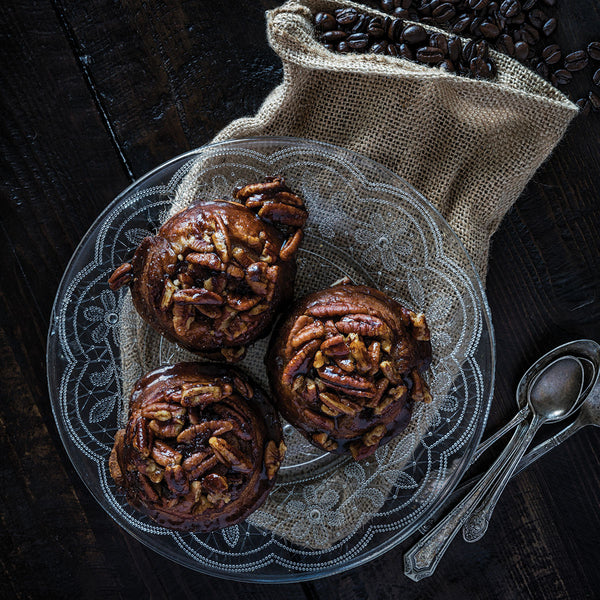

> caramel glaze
[267,284,432,460]
[108,176,307,361]
[109,363,285,532]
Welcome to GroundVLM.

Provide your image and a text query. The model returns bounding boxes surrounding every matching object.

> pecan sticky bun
[267,283,432,460]
[109,362,286,531]
[108,177,307,361]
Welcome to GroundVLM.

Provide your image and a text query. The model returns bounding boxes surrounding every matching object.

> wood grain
[1,0,599,597]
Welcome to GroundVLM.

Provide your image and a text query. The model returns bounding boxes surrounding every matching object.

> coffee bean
[536,61,549,78]
[522,0,537,9]
[542,44,561,65]
[542,17,557,37]
[352,14,369,34]
[387,43,400,57]
[337,41,351,53]
[470,56,492,78]
[433,3,456,23]
[470,16,484,36]
[508,12,526,26]
[430,32,449,55]
[439,59,456,72]
[381,0,395,11]
[576,98,591,117]
[315,12,336,31]
[394,8,410,18]
[370,41,389,54]
[552,69,573,86]
[368,17,386,40]
[396,0,412,9]
[416,46,445,63]
[387,17,404,42]
[522,24,540,45]
[468,0,490,10]
[463,39,477,63]
[496,34,515,56]
[451,14,472,34]
[514,40,529,61]
[588,42,600,61]
[593,68,600,86]
[528,9,546,30]
[402,24,428,45]
[448,36,462,62]
[346,33,370,50]
[564,50,589,72]
[474,40,490,60]
[480,21,500,39]
[396,43,414,60]
[335,8,358,26]
[321,30,347,43]
[500,0,521,18]
[589,91,600,111]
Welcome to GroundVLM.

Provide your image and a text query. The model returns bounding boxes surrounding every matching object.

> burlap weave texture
[214,0,578,276]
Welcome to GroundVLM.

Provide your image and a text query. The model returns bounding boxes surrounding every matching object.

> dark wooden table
[2,1,599,598]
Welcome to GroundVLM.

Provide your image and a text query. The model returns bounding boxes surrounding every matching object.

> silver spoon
[404,355,583,581]
[473,340,600,462]
[461,356,584,542]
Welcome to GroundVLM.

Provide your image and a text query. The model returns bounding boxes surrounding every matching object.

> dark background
[1,1,599,599]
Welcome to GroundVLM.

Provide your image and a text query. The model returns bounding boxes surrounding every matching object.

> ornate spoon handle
[473,406,530,462]
[404,421,530,581]
[462,414,543,543]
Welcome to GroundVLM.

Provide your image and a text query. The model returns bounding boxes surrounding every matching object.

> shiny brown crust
[267,283,432,460]
[108,177,307,360]
[109,362,285,532]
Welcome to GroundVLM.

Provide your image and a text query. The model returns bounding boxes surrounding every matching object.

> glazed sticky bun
[108,177,307,361]
[109,362,285,531]
[267,283,432,460]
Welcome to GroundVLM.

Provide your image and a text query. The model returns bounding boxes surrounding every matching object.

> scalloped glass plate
[47,137,494,582]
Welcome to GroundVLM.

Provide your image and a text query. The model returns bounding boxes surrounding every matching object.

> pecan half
[335,314,392,338]
[348,333,370,374]
[208,437,253,473]
[258,202,308,228]
[186,252,225,271]
[320,334,349,357]
[172,288,224,306]
[108,262,133,291]
[312,432,338,451]
[279,228,303,261]
[411,370,432,403]
[164,464,190,495]
[317,365,376,398]
[160,278,177,310]
[176,420,233,444]
[151,440,183,467]
[319,391,361,417]
[409,311,431,341]
[282,339,321,385]
[264,440,287,480]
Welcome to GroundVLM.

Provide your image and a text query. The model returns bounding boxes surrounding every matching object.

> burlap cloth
[117,0,577,550]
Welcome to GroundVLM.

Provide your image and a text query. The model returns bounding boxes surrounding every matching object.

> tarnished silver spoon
[461,356,584,542]
[404,355,583,581]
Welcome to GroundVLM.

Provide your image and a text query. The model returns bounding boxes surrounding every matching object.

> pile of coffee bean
[359,0,600,114]
[315,8,497,79]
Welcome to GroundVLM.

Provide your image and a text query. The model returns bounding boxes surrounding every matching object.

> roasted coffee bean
[514,41,529,61]
[542,17,557,37]
[337,41,351,53]
[433,3,456,22]
[335,8,358,26]
[315,13,336,31]
[522,0,537,9]
[387,17,404,42]
[368,17,386,40]
[396,42,414,60]
[402,24,428,45]
[552,69,573,86]
[439,59,456,72]
[508,12,526,26]
[528,9,546,29]
[448,36,462,62]
[394,8,410,18]
[323,43,336,52]
[589,91,600,111]
[416,46,445,63]
[576,98,591,117]
[463,39,477,62]
[352,14,369,33]
[321,30,347,43]
[521,24,540,45]
[470,56,492,78]
[542,44,561,65]
[381,0,395,11]
[588,42,600,62]
[480,21,500,39]
[370,41,389,54]
[430,32,449,55]
[386,43,400,57]
[469,0,490,9]
[564,50,588,72]
[593,68,600,86]
[451,14,472,34]
[470,17,485,37]
[535,61,549,78]
[347,33,370,50]
[396,0,412,9]
[474,40,490,60]
[496,34,515,56]
[500,0,521,18]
